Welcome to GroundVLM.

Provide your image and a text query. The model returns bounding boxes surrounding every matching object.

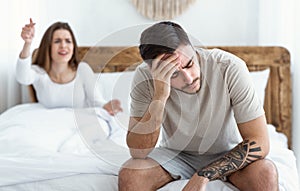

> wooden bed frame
[29,46,292,148]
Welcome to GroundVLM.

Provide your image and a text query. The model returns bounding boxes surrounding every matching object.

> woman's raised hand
[21,18,35,44]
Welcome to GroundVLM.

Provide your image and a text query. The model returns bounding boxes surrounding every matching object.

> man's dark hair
[139,21,192,65]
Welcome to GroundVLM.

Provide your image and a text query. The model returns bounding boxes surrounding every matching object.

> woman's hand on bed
[182,173,208,191]
[103,99,123,116]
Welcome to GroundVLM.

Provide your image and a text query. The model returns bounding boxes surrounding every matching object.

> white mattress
[0,103,298,191]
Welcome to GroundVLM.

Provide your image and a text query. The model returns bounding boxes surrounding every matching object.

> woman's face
[51,29,74,65]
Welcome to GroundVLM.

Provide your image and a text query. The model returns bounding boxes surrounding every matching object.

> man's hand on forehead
[159,53,180,64]
[161,53,174,61]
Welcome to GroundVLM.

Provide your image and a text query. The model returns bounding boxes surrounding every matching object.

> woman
[17,19,122,115]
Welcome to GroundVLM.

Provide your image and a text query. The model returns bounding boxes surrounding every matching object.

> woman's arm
[78,62,123,115]
[20,18,35,59]
[16,19,37,85]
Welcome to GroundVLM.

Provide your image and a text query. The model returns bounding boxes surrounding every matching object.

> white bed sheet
[0,103,299,191]
[0,103,130,187]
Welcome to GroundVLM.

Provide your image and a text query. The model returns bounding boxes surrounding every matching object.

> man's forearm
[127,99,166,158]
[197,139,264,180]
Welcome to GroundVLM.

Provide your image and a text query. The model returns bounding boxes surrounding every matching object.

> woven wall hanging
[131,0,197,20]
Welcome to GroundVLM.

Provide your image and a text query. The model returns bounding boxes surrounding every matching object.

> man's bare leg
[119,157,174,191]
[229,159,278,191]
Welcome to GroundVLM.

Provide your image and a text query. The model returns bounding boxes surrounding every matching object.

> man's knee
[118,167,140,189]
[119,159,150,189]
[229,159,278,191]
[118,158,163,191]
[257,159,278,184]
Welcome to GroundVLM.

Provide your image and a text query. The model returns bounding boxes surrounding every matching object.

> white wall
[12,0,258,47]
[1,0,299,181]
[1,0,260,109]
[292,0,300,181]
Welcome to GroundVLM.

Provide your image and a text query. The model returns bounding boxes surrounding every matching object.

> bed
[0,46,298,191]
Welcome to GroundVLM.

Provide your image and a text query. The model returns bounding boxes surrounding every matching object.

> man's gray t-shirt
[130,48,264,155]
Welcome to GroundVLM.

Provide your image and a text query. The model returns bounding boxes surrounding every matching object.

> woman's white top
[16,56,106,108]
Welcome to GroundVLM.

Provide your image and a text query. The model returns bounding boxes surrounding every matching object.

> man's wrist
[196,172,210,183]
[197,170,227,181]
[152,94,167,100]
[197,170,212,180]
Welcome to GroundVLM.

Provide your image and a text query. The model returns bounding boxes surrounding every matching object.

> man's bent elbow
[129,148,153,159]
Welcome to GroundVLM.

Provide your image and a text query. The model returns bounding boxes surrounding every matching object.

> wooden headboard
[29,46,292,148]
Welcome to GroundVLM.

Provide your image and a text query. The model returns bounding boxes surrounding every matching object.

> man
[118,21,278,191]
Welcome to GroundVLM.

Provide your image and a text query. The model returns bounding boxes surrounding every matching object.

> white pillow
[96,71,135,115]
[250,68,270,105]
[95,68,270,113]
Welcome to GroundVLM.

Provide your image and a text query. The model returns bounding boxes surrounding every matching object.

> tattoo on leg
[197,140,262,180]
